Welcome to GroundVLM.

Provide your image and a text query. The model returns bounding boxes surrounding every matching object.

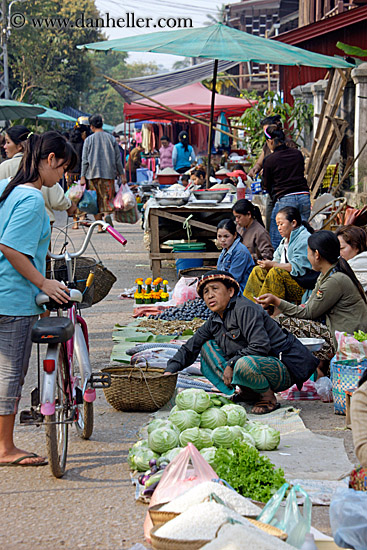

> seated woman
[216,219,255,294]
[256,230,367,367]
[190,169,206,187]
[336,225,367,292]
[232,199,273,261]
[244,206,317,304]
[164,270,319,414]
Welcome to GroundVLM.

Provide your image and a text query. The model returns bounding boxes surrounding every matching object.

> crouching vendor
[164,270,318,414]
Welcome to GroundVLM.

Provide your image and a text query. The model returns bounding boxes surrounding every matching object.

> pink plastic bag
[335,331,367,362]
[172,277,198,305]
[113,183,136,211]
[144,443,218,542]
[67,182,85,203]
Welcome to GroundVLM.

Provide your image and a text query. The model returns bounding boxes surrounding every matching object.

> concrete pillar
[290,84,314,150]
[352,63,367,196]
[340,77,355,193]
[311,79,328,133]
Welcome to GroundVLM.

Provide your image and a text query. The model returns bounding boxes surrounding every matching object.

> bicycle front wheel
[45,345,69,478]
[73,323,94,440]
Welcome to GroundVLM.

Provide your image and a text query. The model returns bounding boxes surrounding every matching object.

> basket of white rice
[150,501,249,549]
[149,481,262,527]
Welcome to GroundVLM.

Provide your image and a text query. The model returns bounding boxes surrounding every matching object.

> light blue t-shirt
[0,179,51,316]
[172,143,196,171]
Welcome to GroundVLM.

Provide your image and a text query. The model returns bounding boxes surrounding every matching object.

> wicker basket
[53,257,116,307]
[150,526,208,550]
[246,518,288,540]
[330,357,366,415]
[149,504,179,527]
[101,365,178,412]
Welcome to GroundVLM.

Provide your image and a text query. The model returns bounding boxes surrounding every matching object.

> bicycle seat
[31,317,74,344]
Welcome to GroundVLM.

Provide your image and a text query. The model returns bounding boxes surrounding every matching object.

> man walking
[80,114,125,231]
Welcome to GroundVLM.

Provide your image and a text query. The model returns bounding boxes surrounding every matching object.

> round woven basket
[246,518,288,540]
[150,526,208,550]
[101,365,177,412]
[149,504,179,527]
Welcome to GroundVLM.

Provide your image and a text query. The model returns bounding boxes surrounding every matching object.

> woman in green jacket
[256,230,367,374]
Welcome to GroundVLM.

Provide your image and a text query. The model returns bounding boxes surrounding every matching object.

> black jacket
[165,295,318,389]
[262,144,309,202]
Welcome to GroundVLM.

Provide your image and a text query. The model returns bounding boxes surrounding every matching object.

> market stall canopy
[0,99,45,120]
[77,22,353,69]
[34,104,77,122]
[108,60,239,103]
[123,82,252,121]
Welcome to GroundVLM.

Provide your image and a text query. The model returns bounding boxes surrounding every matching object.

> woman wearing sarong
[243,206,318,304]
[256,231,367,377]
[164,270,318,414]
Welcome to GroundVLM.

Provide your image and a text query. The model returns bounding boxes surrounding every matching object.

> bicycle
[20,220,127,478]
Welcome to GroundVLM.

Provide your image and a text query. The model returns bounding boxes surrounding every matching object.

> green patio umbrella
[34,104,77,123]
[0,99,45,120]
[103,123,115,133]
[78,23,353,184]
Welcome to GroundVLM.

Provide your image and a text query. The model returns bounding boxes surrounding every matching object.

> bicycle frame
[38,221,126,417]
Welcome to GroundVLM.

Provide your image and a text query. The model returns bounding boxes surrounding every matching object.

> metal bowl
[193,189,228,202]
[297,337,325,352]
[154,196,189,206]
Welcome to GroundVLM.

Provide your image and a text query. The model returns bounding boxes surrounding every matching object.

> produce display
[215,440,286,503]
[150,298,211,322]
[137,318,205,336]
[348,330,367,342]
[128,389,282,502]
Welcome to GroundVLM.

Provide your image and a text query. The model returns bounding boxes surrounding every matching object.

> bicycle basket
[52,257,97,309]
[52,257,117,307]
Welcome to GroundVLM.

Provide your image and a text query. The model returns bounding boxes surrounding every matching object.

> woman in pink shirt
[159,136,174,170]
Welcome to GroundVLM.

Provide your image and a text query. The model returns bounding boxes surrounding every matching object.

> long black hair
[0,131,77,204]
[178,130,189,152]
[6,125,30,151]
[277,206,314,234]
[232,199,264,227]
[308,230,367,303]
[217,218,237,236]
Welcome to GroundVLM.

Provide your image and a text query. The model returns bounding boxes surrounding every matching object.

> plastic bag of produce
[172,277,198,305]
[66,181,85,203]
[130,348,178,369]
[113,183,135,211]
[144,442,218,543]
[330,487,367,550]
[257,483,312,548]
[335,330,367,362]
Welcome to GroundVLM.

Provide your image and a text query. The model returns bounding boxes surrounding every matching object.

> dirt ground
[0,214,357,549]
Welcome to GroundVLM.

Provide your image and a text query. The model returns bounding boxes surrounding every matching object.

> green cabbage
[200,447,218,469]
[128,440,149,469]
[176,388,211,413]
[179,427,213,450]
[169,409,201,431]
[147,418,180,435]
[248,423,280,451]
[200,407,228,429]
[239,428,256,448]
[212,426,237,448]
[148,428,180,453]
[221,404,247,426]
[133,448,159,471]
[165,447,183,462]
[229,425,245,440]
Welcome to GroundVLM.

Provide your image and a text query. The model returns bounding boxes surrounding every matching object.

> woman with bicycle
[0,131,76,467]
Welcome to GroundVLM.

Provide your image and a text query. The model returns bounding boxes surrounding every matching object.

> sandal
[251,401,280,415]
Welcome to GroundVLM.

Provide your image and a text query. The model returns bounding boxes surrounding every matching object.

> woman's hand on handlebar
[40,279,70,304]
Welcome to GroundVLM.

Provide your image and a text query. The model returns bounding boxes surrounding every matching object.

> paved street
[0,213,357,549]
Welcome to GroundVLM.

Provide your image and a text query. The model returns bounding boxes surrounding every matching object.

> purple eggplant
[150,465,158,474]
[141,474,150,485]
[149,458,157,468]
[143,480,159,496]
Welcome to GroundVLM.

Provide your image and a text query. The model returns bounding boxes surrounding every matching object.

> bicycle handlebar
[48,221,127,260]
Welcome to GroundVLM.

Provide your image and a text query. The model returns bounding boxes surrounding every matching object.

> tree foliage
[8,0,102,107]
[80,52,159,125]
[240,90,314,156]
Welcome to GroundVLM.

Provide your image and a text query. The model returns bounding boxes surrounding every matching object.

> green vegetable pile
[352,330,367,342]
[128,389,281,473]
[215,440,286,503]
